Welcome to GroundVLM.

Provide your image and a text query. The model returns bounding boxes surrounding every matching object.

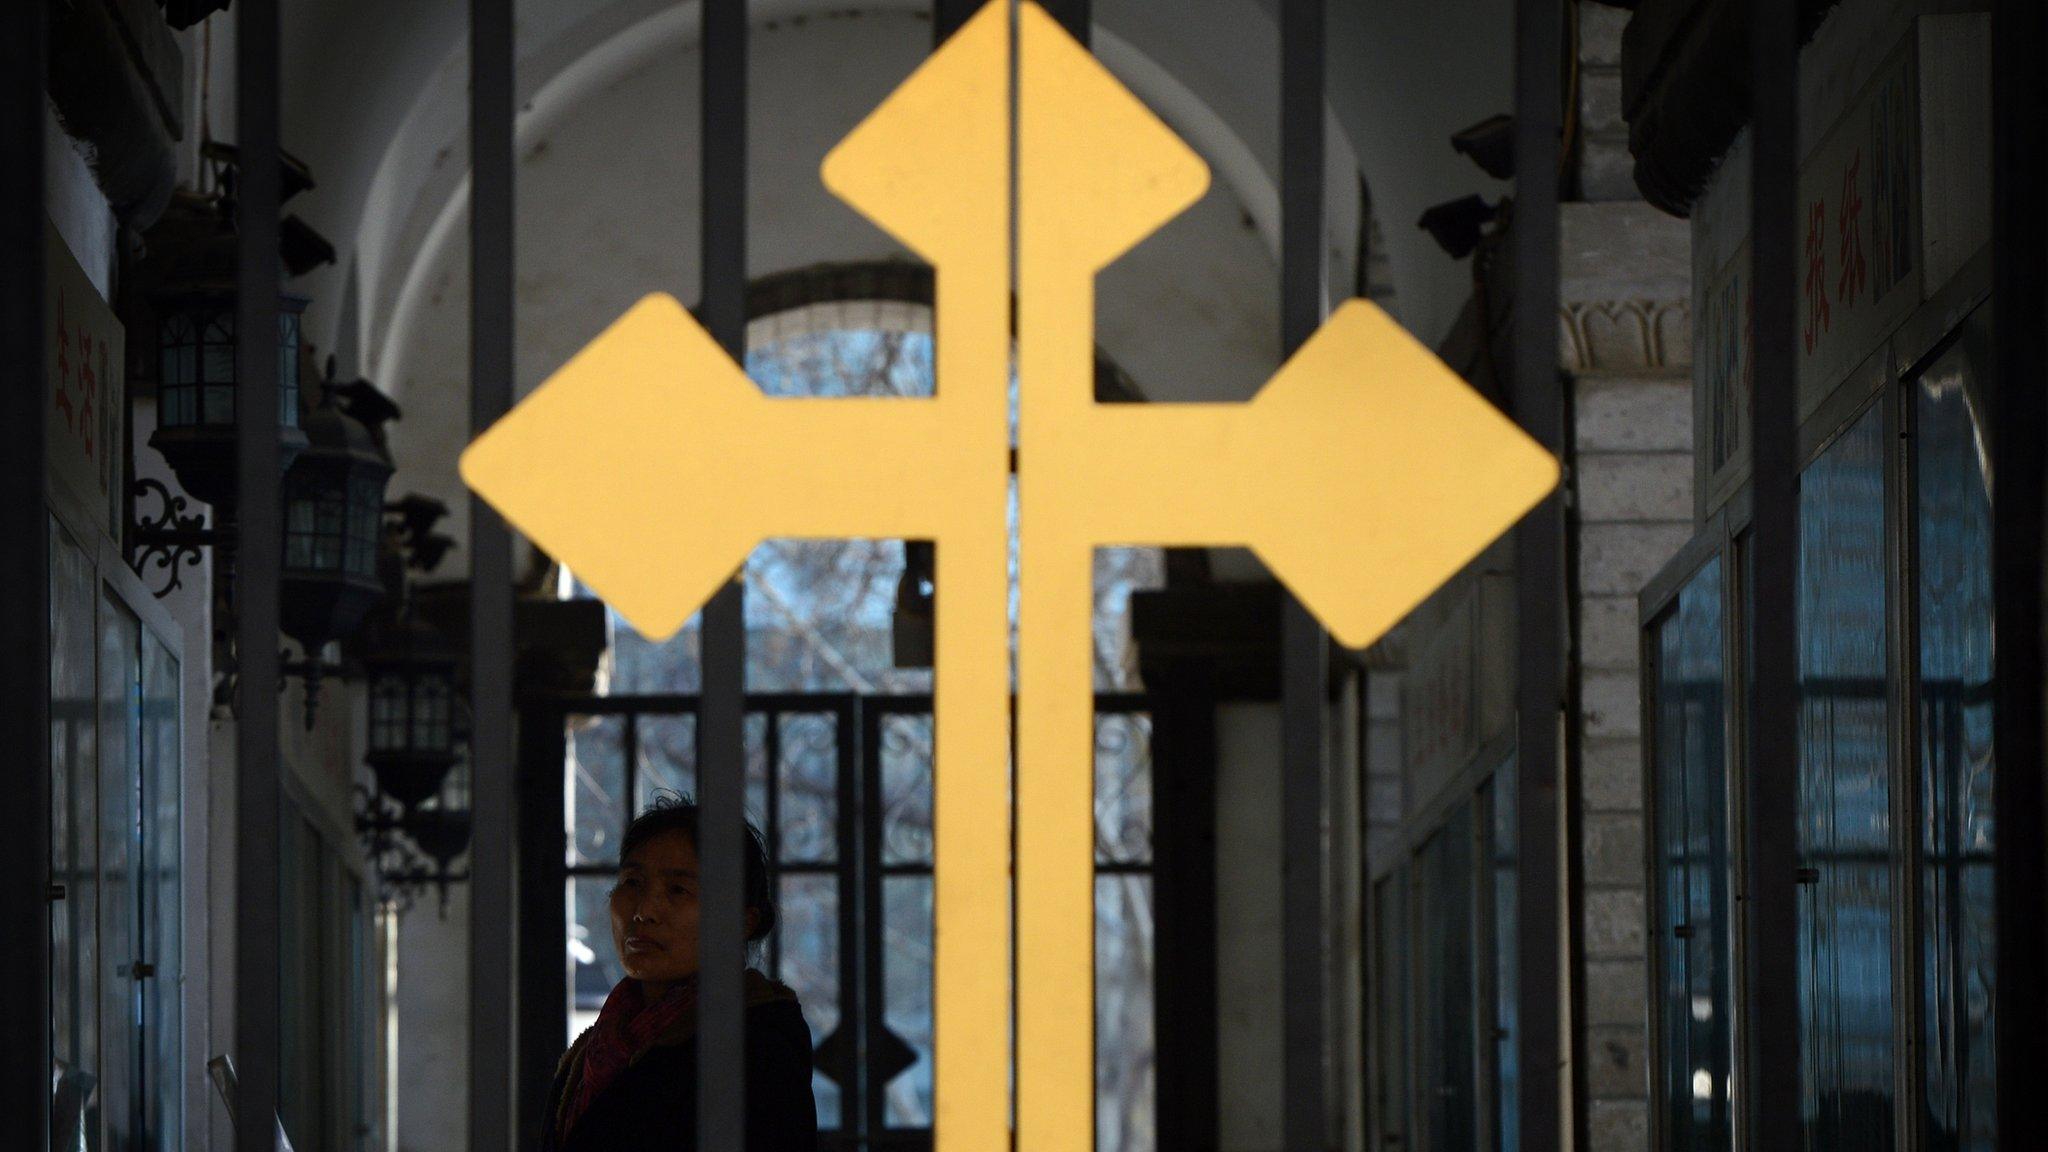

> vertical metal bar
[1743,1,1802,1149]
[1993,0,2048,1145]
[235,4,286,1151]
[1511,0,1563,1146]
[859,704,887,1141]
[767,707,783,861]
[698,1,749,1148]
[833,699,859,1141]
[469,0,518,1146]
[1152,666,1221,1148]
[933,0,979,47]
[624,713,641,819]
[1279,0,1329,1147]
[1559,375,1590,1152]
[0,0,49,1144]
[1353,673,1373,1150]
[516,704,569,1152]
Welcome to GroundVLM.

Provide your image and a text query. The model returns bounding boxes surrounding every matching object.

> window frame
[1641,246,1993,1152]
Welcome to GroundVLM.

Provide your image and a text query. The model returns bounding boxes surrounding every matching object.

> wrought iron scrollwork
[129,478,214,598]
[354,784,472,916]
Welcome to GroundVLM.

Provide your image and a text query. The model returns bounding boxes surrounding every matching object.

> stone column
[1561,194,1693,1151]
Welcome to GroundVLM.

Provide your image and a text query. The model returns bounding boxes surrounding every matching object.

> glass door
[48,516,183,1152]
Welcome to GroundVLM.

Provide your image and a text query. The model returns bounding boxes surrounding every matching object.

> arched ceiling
[271,0,1513,372]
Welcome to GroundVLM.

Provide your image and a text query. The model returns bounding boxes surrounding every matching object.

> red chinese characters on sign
[44,219,126,533]
[1837,152,1868,307]
[1804,200,1830,354]
[1793,38,1919,406]
[49,289,108,463]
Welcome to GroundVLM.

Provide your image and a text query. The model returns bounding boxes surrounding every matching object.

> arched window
[560,265,1164,1149]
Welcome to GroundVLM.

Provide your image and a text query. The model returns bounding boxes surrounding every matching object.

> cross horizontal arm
[460,293,986,640]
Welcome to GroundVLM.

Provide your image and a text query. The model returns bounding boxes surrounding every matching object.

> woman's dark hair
[620,794,776,942]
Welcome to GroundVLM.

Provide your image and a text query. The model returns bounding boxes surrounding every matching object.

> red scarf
[562,977,700,1138]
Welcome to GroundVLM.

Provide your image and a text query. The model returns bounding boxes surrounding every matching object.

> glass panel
[879,713,933,866]
[1096,873,1155,1152]
[100,592,142,1152]
[203,385,233,427]
[142,630,181,1151]
[1490,758,1520,1152]
[1094,712,1152,865]
[1914,312,1995,1151]
[161,384,195,428]
[748,712,770,828]
[286,497,317,569]
[202,339,234,394]
[1092,547,1166,691]
[776,713,838,864]
[775,874,840,1130]
[347,477,382,577]
[370,679,406,751]
[1651,556,1733,1149]
[568,715,627,865]
[160,315,193,388]
[50,522,100,1152]
[883,875,934,1128]
[598,611,702,695]
[1797,405,1896,1150]
[412,680,451,754]
[1415,804,1476,1152]
[635,713,696,811]
[569,876,629,1037]
[745,538,917,692]
[1374,872,1410,1149]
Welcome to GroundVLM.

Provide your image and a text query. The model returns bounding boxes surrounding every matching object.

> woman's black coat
[542,974,819,1152]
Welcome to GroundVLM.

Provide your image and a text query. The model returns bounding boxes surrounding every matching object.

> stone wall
[1562,200,1694,1150]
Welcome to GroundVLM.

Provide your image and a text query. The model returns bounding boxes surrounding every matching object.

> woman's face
[609,829,702,990]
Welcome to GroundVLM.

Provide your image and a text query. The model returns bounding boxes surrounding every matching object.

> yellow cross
[460,3,1557,1147]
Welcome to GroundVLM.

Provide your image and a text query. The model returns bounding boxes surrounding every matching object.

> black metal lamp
[280,373,398,726]
[403,762,474,907]
[362,613,461,807]
[354,605,472,914]
[129,142,335,598]
[137,187,310,509]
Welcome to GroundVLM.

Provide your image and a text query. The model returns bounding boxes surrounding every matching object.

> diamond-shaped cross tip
[458,293,762,642]
[1248,299,1560,653]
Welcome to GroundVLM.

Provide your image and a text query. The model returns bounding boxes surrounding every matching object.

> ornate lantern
[279,375,398,726]
[403,761,474,900]
[129,142,336,597]
[355,604,472,912]
[136,176,313,506]
[362,613,461,807]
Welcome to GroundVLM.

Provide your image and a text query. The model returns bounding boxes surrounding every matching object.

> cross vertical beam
[1743,1,1803,1149]
[235,4,286,1152]
[469,0,519,1148]
[698,1,750,1149]
[0,0,49,1145]
[1512,0,1564,1147]
[1993,0,2048,1146]
[1279,0,1330,1148]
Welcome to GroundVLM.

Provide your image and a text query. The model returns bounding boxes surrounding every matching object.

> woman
[543,798,819,1151]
